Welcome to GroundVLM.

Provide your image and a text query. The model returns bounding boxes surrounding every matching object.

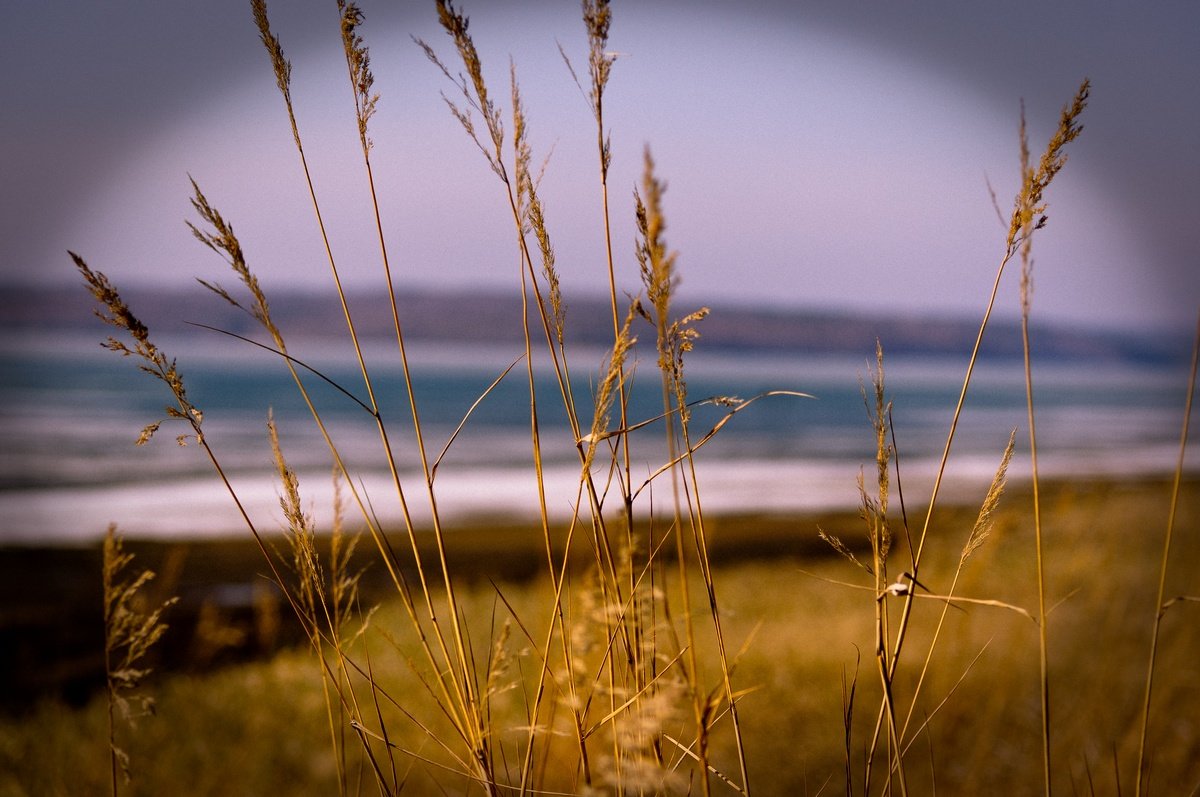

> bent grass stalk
[74,258,382,784]
[77,252,391,727]
[75,255,294,604]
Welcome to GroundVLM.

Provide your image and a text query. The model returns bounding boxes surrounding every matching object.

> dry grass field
[3,478,1197,794]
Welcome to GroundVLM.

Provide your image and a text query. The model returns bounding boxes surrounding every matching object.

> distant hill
[1,282,1182,364]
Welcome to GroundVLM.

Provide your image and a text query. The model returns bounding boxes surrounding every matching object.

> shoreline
[4,453,1193,547]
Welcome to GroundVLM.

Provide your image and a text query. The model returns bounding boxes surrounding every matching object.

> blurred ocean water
[1,332,1194,544]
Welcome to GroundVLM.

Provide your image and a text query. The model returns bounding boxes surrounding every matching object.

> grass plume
[101,525,177,796]
[1014,81,1091,796]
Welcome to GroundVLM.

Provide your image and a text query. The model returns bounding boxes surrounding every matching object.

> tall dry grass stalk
[75,230,401,791]
[891,81,1085,795]
[860,345,908,795]
[1014,83,1090,797]
[75,249,387,784]
[636,146,749,795]
[814,80,1089,795]
[890,78,1089,663]
[254,2,511,788]
[75,253,284,581]
[562,0,637,576]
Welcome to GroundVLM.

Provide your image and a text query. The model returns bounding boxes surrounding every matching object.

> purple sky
[3,1,1197,333]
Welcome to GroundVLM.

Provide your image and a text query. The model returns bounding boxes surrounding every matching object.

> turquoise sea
[1,331,1194,545]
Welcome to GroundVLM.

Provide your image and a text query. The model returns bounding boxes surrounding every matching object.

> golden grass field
[2,476,1197,795]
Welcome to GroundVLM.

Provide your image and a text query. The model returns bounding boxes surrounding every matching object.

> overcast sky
[2,1,1197,334]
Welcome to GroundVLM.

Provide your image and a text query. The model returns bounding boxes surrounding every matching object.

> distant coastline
[0,282,1184,364]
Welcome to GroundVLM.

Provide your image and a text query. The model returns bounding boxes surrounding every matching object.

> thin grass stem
[1135,309,1200,796]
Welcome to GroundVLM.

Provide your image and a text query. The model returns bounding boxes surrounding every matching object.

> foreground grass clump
[36,0,1199,794]
[2,479,1198,794]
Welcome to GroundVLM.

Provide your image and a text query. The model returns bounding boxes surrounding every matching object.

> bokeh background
[3,0,1197,332]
